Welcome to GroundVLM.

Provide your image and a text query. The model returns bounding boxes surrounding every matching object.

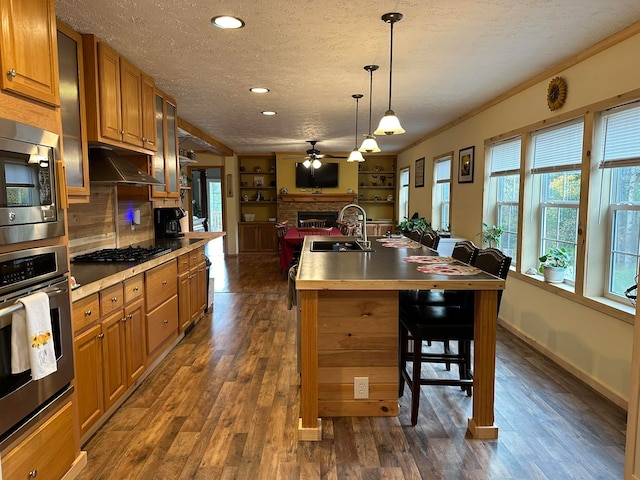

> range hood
[89,148,164,186]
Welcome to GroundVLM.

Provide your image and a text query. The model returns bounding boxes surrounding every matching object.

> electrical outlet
[354,376,369,399]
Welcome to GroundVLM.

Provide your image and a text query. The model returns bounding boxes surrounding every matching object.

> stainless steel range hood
[89,148,164,186]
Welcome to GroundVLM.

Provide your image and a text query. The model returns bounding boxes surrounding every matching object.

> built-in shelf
[359,186,395,189]
[179,155,197,165]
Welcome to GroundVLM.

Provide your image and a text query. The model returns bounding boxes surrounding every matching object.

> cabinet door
[74,323,104,437]
[178,270,191,331]
[119,57,143,147]
[101,309,126,410]
[124,297,146,385]
[189,266,200,323]
[141,73,157,151]
[238,224,259,252]
[0,0,60,106]
[196,261,207,314]
[96,42,122,142]
[164,97,179,197]
[57,23,90,199]
[151,92,167,197]
[258,224,278,251]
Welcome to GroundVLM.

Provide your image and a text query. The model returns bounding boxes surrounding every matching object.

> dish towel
[11,291,57,380]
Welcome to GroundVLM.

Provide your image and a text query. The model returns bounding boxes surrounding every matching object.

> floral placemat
[416,264,482,275]
[403,255,455,264]
[376,237,422,249]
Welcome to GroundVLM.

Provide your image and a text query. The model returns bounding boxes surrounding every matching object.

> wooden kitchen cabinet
[177,249,207,332]
[124,297,146,385]
[82,34,156,153]
[239,222,278,252]
[0,0,60,106]
[0,400,75,480]
[365,221,396,237]
[145,260,179,360]
[101,309,127,411]
[74,323,104,437]
[150,89,180,198]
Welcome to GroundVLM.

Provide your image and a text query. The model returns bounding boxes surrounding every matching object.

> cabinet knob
[85,309,92,317]
[133,286,139,292]
[128,314,133,319]
[163,319,169,324]
[28,470,38,478]
[98,333,105,339]
[122,316,127,323]
[120,130,125,135]
[112,296,118,302]
[162,280,167,285]
[142,137,147,142]
[7,68,16,78]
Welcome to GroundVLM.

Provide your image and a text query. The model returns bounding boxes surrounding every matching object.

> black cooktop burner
[72,246,171,264]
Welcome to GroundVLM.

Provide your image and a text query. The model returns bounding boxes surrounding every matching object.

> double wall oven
[0,245,74,443]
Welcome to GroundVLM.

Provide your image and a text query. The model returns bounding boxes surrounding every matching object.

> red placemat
[416,264,482,275]
[403,255,454,264]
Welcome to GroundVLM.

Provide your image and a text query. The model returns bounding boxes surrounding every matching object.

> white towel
[11,292,57,380]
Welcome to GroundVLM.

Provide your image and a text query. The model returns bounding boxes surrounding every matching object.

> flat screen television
[295,162,339,188]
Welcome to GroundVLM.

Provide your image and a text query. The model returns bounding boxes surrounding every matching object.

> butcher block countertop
[295,235,505,291]
[70,232,225,301]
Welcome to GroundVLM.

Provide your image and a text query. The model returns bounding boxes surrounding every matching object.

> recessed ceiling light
[261,111,277,116]
[250,87,270,93]
[211,15,245,29]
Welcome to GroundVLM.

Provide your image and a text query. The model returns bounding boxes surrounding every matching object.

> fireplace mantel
[279,193,357,203]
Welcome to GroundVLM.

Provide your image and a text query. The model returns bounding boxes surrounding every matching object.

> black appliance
[154,207,186,239]
[0,245,74,443]
[72,245,171,264]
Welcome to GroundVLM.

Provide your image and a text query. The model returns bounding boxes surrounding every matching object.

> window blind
[600,103,640,168]
[435,158,451,184]
[531,120,584,174]
[490,137,521,176]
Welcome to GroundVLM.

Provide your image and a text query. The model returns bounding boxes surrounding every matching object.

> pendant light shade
[374,12,405,136]
[359,65,381,153]
[347,94,366,163]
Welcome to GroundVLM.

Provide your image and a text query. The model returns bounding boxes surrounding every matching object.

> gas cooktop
[72,246,171,264]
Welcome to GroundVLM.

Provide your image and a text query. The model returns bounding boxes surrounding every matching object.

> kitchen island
[295,235,505,441]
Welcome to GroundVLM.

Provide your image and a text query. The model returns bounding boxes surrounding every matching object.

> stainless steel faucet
[338,203,371,250]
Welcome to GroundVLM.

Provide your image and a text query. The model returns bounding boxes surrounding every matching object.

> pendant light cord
[387,20,394,111]
[368,69,374,134]
[355,97,359,147]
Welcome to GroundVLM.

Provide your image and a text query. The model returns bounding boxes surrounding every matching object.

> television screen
[295,162,339,188]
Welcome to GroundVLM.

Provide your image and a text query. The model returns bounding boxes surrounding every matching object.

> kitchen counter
[295,235,505,441]
[71,233,224,300]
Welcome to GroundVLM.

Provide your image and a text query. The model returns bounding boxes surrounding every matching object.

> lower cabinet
[178,248,207,331]
[74,322,104,436]
[145,260,178,362]
[1,401,75,480]
[239,222,278,252]
[365,221,396,236]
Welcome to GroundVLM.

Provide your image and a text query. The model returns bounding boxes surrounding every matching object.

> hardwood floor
[76,252,626,479]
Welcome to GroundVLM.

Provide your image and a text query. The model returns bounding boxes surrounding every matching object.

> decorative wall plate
[547,76,567,111]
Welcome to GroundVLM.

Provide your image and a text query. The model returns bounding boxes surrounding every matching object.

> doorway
[191,167,225,254]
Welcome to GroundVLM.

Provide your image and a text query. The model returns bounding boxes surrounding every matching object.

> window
[433,156,451,230]
[488,137,521,261]
[531,120,584,283]
[398,167,410,222]
[599,103,640,301]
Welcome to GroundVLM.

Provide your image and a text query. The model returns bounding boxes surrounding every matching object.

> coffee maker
[154,207,186,239]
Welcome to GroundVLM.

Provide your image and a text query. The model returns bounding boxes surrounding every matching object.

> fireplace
[277,193,357,227]
[297,211,338,227]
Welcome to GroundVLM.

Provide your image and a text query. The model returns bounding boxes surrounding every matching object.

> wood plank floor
[76,251,626,479]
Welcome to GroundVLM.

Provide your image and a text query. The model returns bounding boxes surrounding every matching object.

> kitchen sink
[311,241,374,252]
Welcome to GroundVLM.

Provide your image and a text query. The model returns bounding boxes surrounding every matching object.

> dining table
[279,226,342,271]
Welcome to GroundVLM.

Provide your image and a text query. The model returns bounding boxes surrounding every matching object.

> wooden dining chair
[407,228,424,243]
[420,229,440,250]
[398,247,511,425]
[299,218,326,227]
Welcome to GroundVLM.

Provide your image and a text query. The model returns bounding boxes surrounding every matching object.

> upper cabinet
[0,0,60,107]
[150,89,179,198]
[57,22,90,201]
[82,34,156,153]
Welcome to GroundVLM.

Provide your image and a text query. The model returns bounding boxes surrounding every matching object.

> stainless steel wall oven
[0,245,73,442]
[0,117,64,244]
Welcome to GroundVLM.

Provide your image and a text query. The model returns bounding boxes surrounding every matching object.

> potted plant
[538,247,571,283]
[478,223,503,248]
[397,214,430,234]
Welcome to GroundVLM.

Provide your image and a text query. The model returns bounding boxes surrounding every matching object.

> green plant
[478,223,503,248]
[538,247,571,272]
[397,216,430,233]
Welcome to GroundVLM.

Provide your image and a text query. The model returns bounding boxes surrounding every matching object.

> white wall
[397,26,640,407]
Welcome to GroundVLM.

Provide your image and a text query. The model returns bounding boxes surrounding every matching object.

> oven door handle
[0,287,67,328]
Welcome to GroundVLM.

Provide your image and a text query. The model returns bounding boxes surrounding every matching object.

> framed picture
[226,173,233,197]
[415,157,425,188]
[253,176,264,187]
[458,146,475,183]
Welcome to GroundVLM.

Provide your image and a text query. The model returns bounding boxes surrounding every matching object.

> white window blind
[531,120,584,174]
[490,138,521,176]
[435,158,451,184]
[600,103,640,168]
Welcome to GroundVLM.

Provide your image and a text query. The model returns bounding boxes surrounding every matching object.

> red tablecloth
[280,227,342,270]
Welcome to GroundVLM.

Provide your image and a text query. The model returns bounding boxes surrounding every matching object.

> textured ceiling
[55,0,640,156]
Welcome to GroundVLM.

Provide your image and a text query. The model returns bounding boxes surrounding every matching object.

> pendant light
[374,12,405,136]
[347,94,365,162]
[359,65,381,153]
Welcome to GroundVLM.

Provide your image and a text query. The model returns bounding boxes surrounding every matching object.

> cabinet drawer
[100,283,124,316]
[177,253,190,274]
[73,293,100,333]
[146,295,178,355]
[124,274,144,303]
[1,401,75,480]
[189,247,205,268]
[145,260,178,311]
